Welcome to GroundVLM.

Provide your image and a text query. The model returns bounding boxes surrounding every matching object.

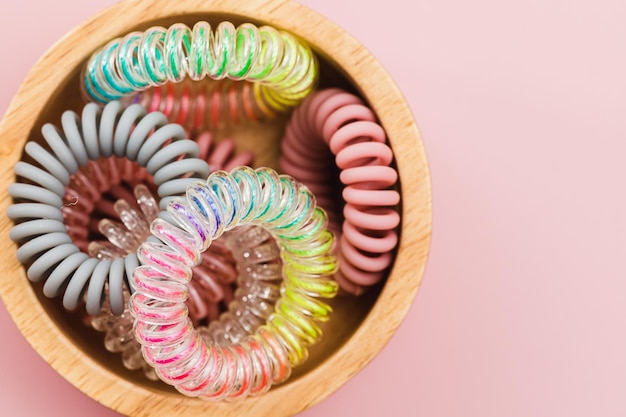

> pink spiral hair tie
[130,79,277,134]
[63,132,253,254]
[62,157,157,253]
[279,88,401,295]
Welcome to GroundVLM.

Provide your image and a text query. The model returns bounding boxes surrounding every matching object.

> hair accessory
[61,157,156,253]
[8,102,210,315]
[279,88,401,295]
[83,21,318,117]
[194,132,255,173]
[62,132,253,255]
[89,220,282,381]
[129,166,338,399]
[87,184,237,325]
[129,79,282,133]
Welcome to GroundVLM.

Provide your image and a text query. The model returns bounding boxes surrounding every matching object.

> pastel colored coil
[129,166,338,399]
[8,101,210,315]
[83,21,318,117]
[129,78,281,133]
[84,183,237,326]
[279,88,401,295]
[62,157,157,253]
[61,130,253,331]
[63,132,253,254]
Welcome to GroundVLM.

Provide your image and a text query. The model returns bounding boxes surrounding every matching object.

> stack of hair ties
[8,20,401,399]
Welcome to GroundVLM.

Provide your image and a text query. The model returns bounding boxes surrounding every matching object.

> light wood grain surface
[0,0,432,416]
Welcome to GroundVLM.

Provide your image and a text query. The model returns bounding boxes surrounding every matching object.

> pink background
[1,0,625,416]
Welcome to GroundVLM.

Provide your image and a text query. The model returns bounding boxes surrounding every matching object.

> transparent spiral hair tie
[8,101,210,315]
[83,21,318,117]
[129,166,338,399]
[279,88,401,295]
[87,221,282,380]
[87,184,237,325]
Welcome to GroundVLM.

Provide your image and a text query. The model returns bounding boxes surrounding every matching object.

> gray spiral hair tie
[8,101,210,315]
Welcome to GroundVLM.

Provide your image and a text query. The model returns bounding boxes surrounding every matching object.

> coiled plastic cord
[62,131,253,253]
[8,101,210,315]
[86,184,237,325]
[202,225,284,345]
[89,221,281,381]
[129,78,281,132]
[129,166,338,399]
[83,21,318,117]
[62,157,156,254]
[279,88,401,295]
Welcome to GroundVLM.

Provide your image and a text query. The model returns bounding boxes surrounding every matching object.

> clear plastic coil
[89,221,282,381]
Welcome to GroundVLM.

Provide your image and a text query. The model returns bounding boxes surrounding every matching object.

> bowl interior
[19,12,391,394]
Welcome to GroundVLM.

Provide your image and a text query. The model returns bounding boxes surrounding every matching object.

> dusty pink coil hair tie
[62,157,156,253]
[62,133,254,251]
[279,88,401,295]
[195,132,255,172]
[61,132,253,321]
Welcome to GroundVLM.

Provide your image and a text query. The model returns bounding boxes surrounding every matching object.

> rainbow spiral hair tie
[129,166,338,399]
[82,21,318,118]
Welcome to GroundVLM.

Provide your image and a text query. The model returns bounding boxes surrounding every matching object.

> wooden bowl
[0,0,432,416]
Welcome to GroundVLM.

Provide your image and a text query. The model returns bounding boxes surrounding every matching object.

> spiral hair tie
[83,21,318,117]
[130,78,283,132]
[202,225,283,345]
[62,157,157,254]
[8,101,210,315]
[279,88,401,295]
[89,219,282,381]
[86,183,237,325]
[195,132,255,173]
[130,166,338,399]
[62,132,253,255]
